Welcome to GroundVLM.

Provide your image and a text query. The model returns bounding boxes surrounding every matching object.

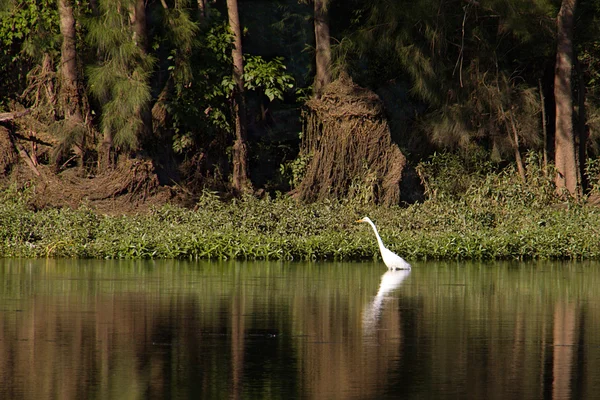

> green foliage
[0,0,59,57]
[279,151,311,188]
[416,151,556,208]
[416,151,492,201]
[0,0,60,106]
[86,0,156,150]
[2,160,600,261]
[160,7,199,86]
[244,56,294,101]
[585,157,600,195]
[168,21,233,155]
[168,16,296,163]
[338,0,555,159]
[577,35,600,154]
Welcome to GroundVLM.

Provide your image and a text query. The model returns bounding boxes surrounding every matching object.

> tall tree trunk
[554,0,579,198]
[227,0,252,194]
[539,79,549,176]
[89,0,113,171]
[508,109,526,183]
[130,0,148,51]
[99,126,114,170]
[197,0,209,21]
[58,0,85,164]
[88,0,110,171]
[58,0,82,123]
[129,0,153,150]
[313,0,331,97]
[574,56,588,192]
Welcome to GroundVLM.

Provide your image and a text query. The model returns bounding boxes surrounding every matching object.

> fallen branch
[4,128,41,176]
[14,141,41,176]
[0,109,31,122]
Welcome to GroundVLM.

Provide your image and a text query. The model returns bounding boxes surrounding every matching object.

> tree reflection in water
[0,260,598,399]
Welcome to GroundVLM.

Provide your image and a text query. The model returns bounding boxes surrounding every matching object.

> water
[0,259,599,399]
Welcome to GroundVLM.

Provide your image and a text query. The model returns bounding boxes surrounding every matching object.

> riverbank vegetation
[1,1,600,261]
[2,152,599,261]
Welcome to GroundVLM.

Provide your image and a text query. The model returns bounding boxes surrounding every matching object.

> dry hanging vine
[295,73,407,205]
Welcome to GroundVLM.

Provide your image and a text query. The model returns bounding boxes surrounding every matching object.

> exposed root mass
[296,73,408,205]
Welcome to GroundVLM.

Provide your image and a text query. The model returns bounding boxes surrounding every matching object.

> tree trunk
[197,0,209,21]
[227,0,252,194]
[539,79,548,176]
[313,0,331,97]
[508,109,526,183]
[89,0,112,172]
[574,55,588,192]
[129,0,148,51]
[554,0,579,198]
[58,0,83,123]
[58,0,85,165]
[98,126,114,171]
[129,0,153,150]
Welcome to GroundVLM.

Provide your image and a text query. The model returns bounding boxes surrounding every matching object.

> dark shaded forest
[0,0,599,212]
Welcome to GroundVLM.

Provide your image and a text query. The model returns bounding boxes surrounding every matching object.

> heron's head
[356,217,371,224]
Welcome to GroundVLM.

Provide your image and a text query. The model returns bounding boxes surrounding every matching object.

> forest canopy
[0,0,599,211]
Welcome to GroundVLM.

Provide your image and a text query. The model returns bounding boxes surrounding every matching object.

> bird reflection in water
[362,269,411,335]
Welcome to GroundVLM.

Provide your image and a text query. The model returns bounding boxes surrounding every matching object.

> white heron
[356,217,411,270]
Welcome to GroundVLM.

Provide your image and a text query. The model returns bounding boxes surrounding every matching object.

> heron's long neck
[366,220,385,251]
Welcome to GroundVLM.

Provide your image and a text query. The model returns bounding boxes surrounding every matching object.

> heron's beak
[356,218,364,223]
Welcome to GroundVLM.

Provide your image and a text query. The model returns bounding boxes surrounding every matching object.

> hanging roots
[296,73,407,205]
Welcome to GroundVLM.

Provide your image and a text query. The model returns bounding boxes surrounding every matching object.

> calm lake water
[0,259,598,399]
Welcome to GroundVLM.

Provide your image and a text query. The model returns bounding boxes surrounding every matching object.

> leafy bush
[417,151,557,208]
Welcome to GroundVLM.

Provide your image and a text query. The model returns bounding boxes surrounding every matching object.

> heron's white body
[357,217,411,270]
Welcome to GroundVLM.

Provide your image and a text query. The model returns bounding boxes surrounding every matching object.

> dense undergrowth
[1,153,600,261]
